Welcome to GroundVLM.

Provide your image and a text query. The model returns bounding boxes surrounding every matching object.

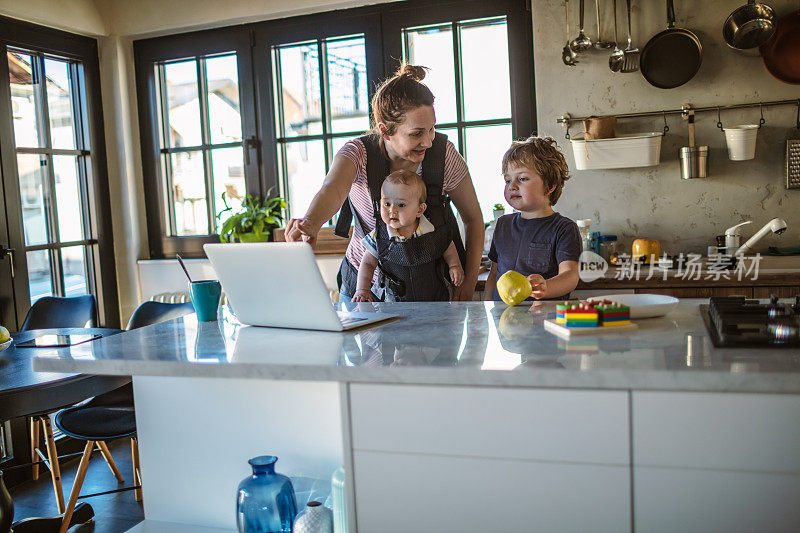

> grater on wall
[788,138,800,189]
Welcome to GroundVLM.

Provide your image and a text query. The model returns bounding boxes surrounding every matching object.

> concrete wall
[531,0,799,256]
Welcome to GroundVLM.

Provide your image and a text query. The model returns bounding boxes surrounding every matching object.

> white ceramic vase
[294,501,333,533]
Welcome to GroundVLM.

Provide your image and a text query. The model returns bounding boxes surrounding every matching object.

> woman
[285,65,483,302]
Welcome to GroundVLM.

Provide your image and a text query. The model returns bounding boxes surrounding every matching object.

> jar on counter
[598,235,618,263]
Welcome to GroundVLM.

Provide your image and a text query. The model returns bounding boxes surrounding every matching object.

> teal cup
[189,280,222,321]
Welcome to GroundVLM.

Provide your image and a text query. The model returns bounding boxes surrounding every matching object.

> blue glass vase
[236,456,297,533]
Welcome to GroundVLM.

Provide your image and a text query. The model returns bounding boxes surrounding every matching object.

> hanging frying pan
[760,9,800,84]
[640,0,703,89]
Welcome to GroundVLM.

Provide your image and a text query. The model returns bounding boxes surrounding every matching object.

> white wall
[0,0,106,35]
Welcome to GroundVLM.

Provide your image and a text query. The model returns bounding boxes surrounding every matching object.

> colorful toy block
[596,302,631,326]
[564,304,599,327]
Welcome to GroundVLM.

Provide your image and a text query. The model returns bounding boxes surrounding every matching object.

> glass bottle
[236,456,297,533]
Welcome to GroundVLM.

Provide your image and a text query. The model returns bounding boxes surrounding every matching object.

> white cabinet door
[354,450,631,533]
[635,466,800,533]
[633,392,800,472]
[350,384,630,464]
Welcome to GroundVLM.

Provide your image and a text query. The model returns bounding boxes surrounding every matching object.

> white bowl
[586,293,679,319]
[0,339,11,352]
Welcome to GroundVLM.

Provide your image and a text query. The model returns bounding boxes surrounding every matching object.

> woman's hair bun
[398,64,427,81]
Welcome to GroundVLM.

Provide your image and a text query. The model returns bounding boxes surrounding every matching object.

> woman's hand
[449,265,464,287]
[285,217,319,247]
[527,274,547,299]
[351,289,374,302]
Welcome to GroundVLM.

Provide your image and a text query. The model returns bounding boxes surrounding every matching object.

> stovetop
[702,296,800,348]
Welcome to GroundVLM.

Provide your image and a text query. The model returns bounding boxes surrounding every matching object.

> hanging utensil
[570,0,593,53]
[760,8,800,84]
[609,0,625,72]
[620,0,640,72]
[680,108,708,179]
[640,0,702,89]
[723,0,776,52]
[593,0,615,49]
[562,0,579,66]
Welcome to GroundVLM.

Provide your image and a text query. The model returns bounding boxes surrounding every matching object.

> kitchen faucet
[731,217,788,256]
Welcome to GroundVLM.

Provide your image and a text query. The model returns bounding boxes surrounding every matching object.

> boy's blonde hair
[502,136,570,206]
[382,169,427,204]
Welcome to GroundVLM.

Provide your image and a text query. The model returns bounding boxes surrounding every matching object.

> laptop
[203,242,397,331]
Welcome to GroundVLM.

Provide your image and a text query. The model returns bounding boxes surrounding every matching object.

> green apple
[0,325,9,343]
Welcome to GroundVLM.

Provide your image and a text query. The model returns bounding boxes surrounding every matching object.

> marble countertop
[32,299,800,393]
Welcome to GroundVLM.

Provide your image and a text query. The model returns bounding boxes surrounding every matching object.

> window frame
[0,15,119,328]
[134,0,535,259]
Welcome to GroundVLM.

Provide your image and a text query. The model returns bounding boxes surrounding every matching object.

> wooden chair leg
[30,417,40,480]
[131,437,142,501]
[59,440,94,533]
[96,441,124,482]
[41,416,65,513]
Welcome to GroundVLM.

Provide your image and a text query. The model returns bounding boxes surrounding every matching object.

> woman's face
[381,105,436,164]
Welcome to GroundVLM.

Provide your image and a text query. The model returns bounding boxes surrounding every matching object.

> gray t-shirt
[488,212,582,301]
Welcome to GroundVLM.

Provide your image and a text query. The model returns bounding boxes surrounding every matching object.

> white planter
[723,124,758,161]
[570,132,663,170]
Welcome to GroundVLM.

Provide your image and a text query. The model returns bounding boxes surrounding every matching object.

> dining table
[1,328,130,423]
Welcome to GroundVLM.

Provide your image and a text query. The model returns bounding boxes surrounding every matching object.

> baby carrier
[335,132,466,301]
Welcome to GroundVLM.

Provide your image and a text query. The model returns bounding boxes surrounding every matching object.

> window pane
[460,18,511,121]
[17,153,49,245]
[206,54,241,144]
[210,147,246,232]
[280,140,325,220]
[53,155,84,242]
[327,37,368,134]
[275,43,322,138]
[464,124,512,221]
[170,150,208,235]
[62,245,88,297]
[44,58,76,150]
[436,128,460,152]
[403,25,457,124]
[27,250,53,303]
[164,60,202,148]
[7,51,43,148]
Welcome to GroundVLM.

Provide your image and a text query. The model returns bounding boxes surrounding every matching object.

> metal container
[680,146,708,179]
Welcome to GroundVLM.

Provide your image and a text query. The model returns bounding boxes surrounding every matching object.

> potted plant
[217,191,287,243]
[492,203,505,221]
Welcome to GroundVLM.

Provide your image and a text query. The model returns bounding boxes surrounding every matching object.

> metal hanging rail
[557,98,800,126]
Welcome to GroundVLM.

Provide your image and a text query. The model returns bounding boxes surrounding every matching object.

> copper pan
[760,9,800,84]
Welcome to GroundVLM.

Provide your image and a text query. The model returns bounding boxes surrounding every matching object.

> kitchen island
[33,300,800,533]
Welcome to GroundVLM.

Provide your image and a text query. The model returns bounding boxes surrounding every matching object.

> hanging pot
[722,0,776,52]
[640,0,702,89]
[760,9,800,84]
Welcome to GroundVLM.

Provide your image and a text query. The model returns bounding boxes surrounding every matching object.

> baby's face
[380,181,425,231]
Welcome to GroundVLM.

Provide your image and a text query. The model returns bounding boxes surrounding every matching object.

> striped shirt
[337,137,468,274]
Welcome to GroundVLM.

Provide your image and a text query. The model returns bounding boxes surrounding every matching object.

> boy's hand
[527,274,547,299]
[449,265,464,287]
[351,289,374,302]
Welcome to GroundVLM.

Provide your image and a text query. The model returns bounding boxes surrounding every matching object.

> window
[134,0,534,257]
[8,51,96,303]
[0,15,119,328]
[402,17,513,221]
[155,54,246,236]
[273,36,369,220]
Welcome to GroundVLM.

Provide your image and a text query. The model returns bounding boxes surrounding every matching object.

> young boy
[352,170,464,302]
[485,136,581,303]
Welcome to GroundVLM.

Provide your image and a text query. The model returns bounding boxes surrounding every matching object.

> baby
[352,169,464,302]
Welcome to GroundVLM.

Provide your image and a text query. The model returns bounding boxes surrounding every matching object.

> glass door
[0,49,103,328]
